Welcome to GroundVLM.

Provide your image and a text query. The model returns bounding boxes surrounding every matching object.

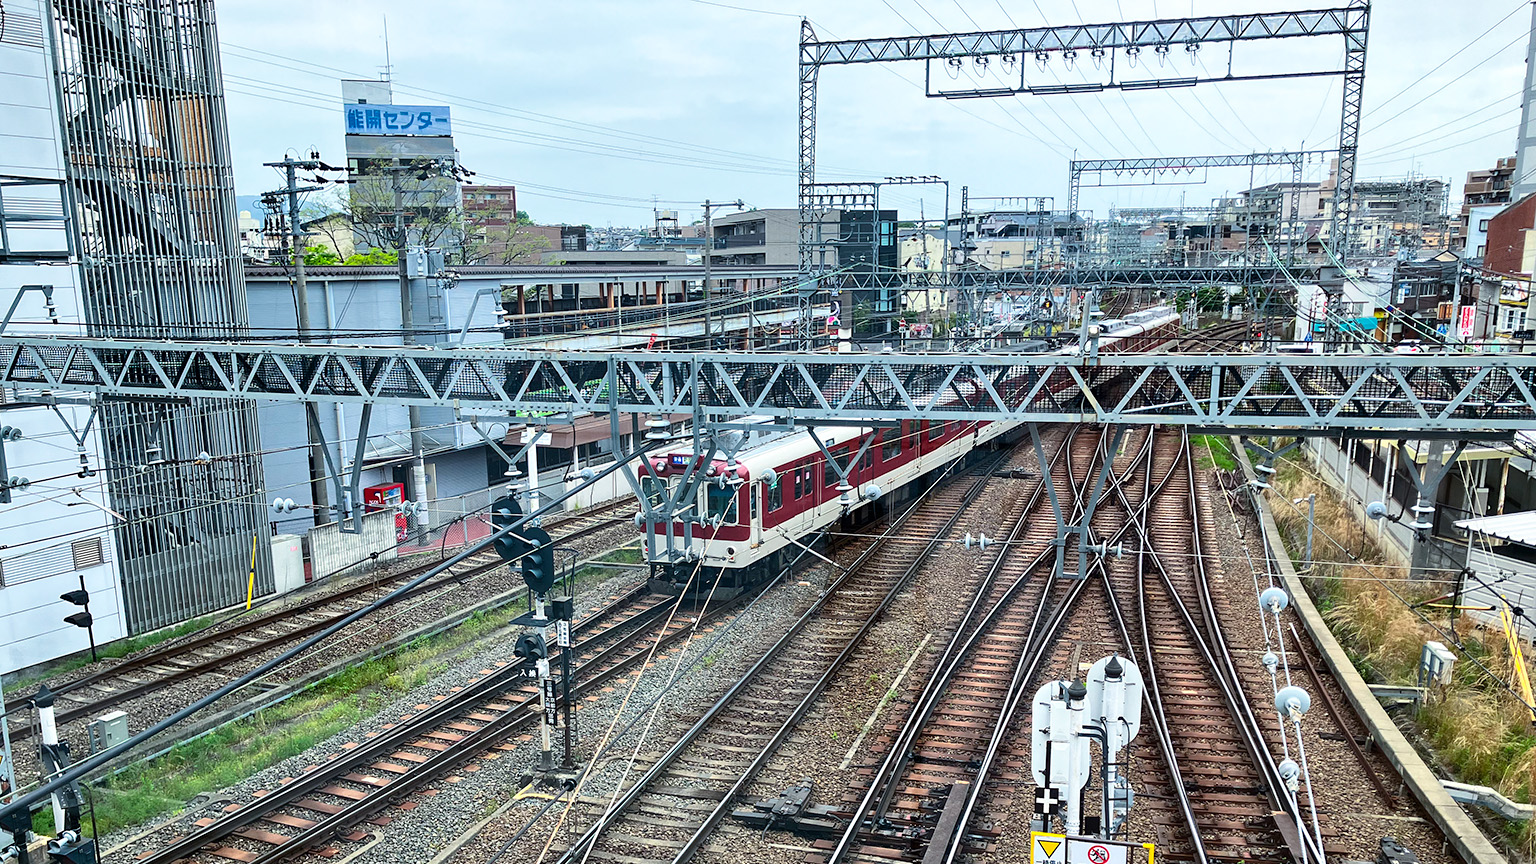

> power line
[1364,0,1529,119]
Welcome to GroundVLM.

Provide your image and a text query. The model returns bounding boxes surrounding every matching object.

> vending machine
[364,482,407,541]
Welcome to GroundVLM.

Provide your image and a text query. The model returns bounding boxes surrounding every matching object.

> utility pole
[265,152,331,526]
[700,199,743,348]
[390,164,430,541]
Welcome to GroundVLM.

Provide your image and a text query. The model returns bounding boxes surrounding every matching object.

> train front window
[706,484,739,524]
[642,476,668,508]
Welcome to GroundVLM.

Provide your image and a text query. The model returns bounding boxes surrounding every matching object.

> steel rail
[859,426,1130,830]
[0,445,654,824]
[1100,428,1209,860]
[670,429,1078,864]
[923,430,1185,864]
[554,446,1014,864]
[1098,431,1327,862]
[1180,433,1328,862]
[243,588,762,864]
[2,497,637,736]
[133,582,698,864]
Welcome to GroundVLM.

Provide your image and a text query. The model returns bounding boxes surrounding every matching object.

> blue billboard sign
[344,105,451,137]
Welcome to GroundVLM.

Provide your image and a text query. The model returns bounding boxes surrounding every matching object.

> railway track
[810,427,1345,864]
[545,443,1037,864]
[816,427,1148,864]
[131,576,725,864]
[3,496,638,743]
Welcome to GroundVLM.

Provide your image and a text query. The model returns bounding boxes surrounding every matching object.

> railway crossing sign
[1030,833,1152,864]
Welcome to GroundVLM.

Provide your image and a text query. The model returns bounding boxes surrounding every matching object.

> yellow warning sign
[1032,832,1067,864]
[1032,832,1154,864]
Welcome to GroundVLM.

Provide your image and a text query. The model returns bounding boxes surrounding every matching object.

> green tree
[515,210,532,225]
[342,248,399,265]
[303,245,340,266]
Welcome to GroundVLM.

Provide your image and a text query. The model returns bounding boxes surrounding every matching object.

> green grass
[51,542,646,839]
[6,615,216,695]
[1191,435,1238,471]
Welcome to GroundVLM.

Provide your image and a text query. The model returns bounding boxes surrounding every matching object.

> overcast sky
[217,0,1534,227]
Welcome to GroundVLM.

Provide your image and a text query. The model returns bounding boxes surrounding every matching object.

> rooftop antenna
[381,14,393,82]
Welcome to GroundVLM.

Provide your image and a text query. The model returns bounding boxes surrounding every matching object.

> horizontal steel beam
[1072,150,1335,175]
[3,337,1535,433]
[806,8,1365,65]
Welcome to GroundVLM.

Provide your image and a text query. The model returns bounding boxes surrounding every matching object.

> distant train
[636,306,1181,592]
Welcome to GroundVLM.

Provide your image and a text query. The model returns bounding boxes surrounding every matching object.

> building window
[72,537,104,569]
[1479,219,1491,231]
[1477,245,1487,257]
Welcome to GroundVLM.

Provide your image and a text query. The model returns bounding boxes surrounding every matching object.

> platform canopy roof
[1456,511,1536,548]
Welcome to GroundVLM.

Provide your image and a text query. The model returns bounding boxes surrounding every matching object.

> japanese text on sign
[345,104,452,137]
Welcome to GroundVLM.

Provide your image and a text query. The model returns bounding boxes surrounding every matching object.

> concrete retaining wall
[1235,437,1507,864]
[307,510,399,582]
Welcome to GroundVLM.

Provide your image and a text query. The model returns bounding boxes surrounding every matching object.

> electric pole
[700,199,743,348]
[265,152,331,526]
[382,157,472,540]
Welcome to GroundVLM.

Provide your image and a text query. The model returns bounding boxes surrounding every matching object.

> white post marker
[1085,654,1145,837]
[1032,681,1091,834]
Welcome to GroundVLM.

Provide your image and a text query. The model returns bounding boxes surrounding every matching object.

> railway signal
[490,495,527,562]
[59,589,97,662]
[520,525,556,594]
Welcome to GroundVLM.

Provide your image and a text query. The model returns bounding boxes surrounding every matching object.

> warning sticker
[1032,833,1148,864]
[1031,832,1066,864]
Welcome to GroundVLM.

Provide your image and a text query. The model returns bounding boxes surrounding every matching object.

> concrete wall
[307,510,400,582]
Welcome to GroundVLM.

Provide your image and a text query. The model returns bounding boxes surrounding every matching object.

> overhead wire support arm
[798,5,1370,280]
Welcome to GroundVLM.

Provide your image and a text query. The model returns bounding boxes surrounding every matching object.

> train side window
[882,431,901,461]
[793,464,804,499]
[768,478,783,511]
[929,421,945,441]
[860,448,872,472]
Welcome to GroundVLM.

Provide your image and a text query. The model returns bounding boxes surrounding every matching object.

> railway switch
[732,779,841,836]
[1377,837,1419,864]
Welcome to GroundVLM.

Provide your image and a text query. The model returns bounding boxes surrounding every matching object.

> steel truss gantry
[5,336,1536,435]
[798,4,1370,268]
[1068,150,1337,262]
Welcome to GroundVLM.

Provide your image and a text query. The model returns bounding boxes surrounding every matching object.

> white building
[0,0,125,674]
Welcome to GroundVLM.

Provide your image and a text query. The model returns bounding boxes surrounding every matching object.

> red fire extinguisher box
[363,482,407,541]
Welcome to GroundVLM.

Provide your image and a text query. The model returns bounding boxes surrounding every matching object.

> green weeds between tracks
[52,545,638,839]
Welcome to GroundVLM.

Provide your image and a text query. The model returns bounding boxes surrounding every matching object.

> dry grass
[1271,456,1536,852]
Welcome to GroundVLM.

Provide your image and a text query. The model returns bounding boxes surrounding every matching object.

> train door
[750,481,762,546]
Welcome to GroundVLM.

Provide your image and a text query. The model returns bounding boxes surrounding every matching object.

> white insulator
[1262,650,1279,673]
[1277,757,1301,791]
[1276,685,1311,719]
[1365,501,1388,520]
[759,467,778,487]
[863,484,882,501]
[1259,586,1290,614]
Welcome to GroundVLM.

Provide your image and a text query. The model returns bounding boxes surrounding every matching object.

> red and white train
[637,306,1181,592]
